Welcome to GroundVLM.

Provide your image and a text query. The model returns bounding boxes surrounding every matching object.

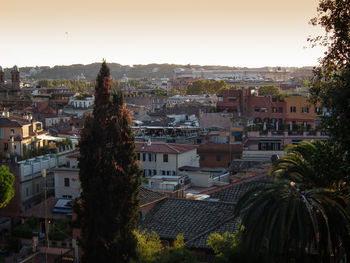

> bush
[12,224,33,239]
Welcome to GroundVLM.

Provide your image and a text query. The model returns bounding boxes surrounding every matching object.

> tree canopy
[77,62,141,263]
[258,85,279,96]
[0,165,14,208]
[185,80,228,95]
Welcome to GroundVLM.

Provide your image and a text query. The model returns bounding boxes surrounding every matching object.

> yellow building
[0,114,49,157]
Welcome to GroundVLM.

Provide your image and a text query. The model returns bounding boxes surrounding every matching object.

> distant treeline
[38,79,94,93]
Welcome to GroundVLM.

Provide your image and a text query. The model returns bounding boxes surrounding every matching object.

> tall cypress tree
[77,61,141,262]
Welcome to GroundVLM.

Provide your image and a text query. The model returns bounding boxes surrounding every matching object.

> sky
[0,0,326,68]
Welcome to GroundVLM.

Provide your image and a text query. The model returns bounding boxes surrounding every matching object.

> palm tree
[235,181,350,262]
[234,140,350,262]
[270,140,348,189]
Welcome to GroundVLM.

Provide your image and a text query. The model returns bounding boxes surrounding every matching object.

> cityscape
[0,0,349,263]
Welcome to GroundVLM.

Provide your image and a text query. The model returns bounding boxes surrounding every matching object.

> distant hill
[1,63,314,81]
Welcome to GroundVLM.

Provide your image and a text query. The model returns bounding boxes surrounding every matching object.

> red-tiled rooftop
[135,141,197,154]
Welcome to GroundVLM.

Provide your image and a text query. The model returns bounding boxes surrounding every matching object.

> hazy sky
[1,0,326,68]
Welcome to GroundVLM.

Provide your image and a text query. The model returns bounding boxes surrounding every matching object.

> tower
[0,66,4,84]
[11,65,20,89]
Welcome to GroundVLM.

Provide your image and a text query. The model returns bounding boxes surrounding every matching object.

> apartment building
[217,89,320,127]
[54,153,80,199]
[284,97,321,129]
[0,114,48,157]
[135,141,199,176]
[0,154,57,221]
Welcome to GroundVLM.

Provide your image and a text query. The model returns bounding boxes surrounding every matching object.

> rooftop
[141,198,236,245]
[135,141,197,154]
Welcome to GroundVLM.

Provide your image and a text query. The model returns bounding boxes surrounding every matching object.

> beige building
[0,114,49,157]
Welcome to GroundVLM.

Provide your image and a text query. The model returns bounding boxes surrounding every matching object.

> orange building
[284,97,321,129]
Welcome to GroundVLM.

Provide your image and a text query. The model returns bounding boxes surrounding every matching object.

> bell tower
[0,66,4,84]
[11,65,20,89]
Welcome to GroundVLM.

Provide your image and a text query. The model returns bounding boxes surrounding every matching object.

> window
[0,128,4,138]
[145,169,150,177]
[162,170,166,175]
[278,107,283,113]
[218,97,223,102]
[200,155,206,161]
[254,107,260,112]
[232,132,242,142]
[137,153,140,160]
[25,187,30,197]
[272,107,277,113]
[64,178,70,187]
[151,153,157,162]
[153,170,157,176]
[163,154,168,162]
[216,155,221,162]
[36,183,40,193]
[261,108,268,113]
[315,107,321,114]
[4,143,8,151]
[10,129,15,135]
[142,153,146,162]
[290,106,296,113]
[301,107,309,113]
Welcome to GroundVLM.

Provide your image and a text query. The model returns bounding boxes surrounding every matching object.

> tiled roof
[0,117,23,127]
[135,142,197,154]
[207,176,271,204]
[229,159,264,173]
[140,198,236,242]
[139,187,166,207]
[186,217,240,249]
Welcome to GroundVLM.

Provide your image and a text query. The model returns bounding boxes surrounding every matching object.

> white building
[135,141,199,177]
[68,94,94,109]
[54,153,80,200]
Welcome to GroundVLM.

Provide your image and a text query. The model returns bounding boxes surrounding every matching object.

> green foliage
[258,85,280,96]
[234,140,350,262]
[309,0,350,166]
[24,216,39,229]
[22,146,56,159]
[162,247,196,263]
[12,216,40,239]
[152,88,167,96]
[134,230,163,263]
[0,165,14,208]
[207,231,240,256]
[168,89,180,95]
[56,138,73,148]
[5,234,21,253]
[185,80,228,95]
[271,140,350,189]
[12,224,33,239]
[173,233,184,249]
[49,219,72,241]
[207,227,260,263]
[38,79,94,93]
[77,62,141,263]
